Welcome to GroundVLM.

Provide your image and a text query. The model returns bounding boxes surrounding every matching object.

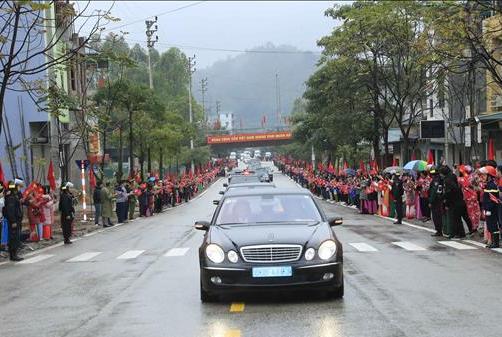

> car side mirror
[194,221,210,231]
[219,191,224,195]
[328,217,343,226]
[213,200,220,205]
[223,183,228,187]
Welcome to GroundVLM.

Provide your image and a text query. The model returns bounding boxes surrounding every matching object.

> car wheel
[326,280,344,299]
[200,282,218,303]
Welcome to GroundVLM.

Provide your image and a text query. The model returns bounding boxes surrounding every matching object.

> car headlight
[206,244,225,263]
[305,248,315,261]
[227,250,239,263]
[318,240,337,260]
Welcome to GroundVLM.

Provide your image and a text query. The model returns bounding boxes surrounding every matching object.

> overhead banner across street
[206,131,292,144]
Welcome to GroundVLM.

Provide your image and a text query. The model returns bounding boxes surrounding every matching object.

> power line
[123,38,321,55]
[105,1,207,32]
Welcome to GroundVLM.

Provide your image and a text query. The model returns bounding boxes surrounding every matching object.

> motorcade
[196,188,344,302]
[219,182,276,195]
[226,174,262,185]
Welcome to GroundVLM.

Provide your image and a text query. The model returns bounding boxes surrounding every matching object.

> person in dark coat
[59,182,75,244]
[93,181,102,226]
[428,167,444,237]
[482,166,501,248]
[392,173,404,224]
[440,165,466,239]
[3,181,24,260]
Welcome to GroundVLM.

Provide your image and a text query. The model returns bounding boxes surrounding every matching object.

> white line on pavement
[116,250,145,260]
[17,254,55,264]
[349,243,379,252]
[491,248,502,254]
[438,241,477,250]
[164,247,190,257]
[66,252,102,262]
[374,214,437,233]
[392,241,427,251]
[462,240,487,248]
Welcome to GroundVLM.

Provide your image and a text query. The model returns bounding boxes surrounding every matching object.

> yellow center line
[229,302,245,312]
[224,329,241,337]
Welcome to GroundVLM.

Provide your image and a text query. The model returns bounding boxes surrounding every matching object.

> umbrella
[344,168,356,176]
[383,166,403,174]
[403,160,428,171]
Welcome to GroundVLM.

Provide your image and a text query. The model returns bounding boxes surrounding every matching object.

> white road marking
[349,243,378,252]
[491,248,502,254]
[392,241,427,251]
[438,241,477,250]
[462,240,487,248]
[17,254,54,264]
[164,247,190,257]
[66,252,102,262]
[117,250,145,260]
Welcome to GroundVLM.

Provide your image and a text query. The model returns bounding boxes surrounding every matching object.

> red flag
[359,160,366,174]
[89,167,96,189]
[47,161,56,191]
[427,150,435,165]
[328,162,334,173]
[488,138,495,160]
[0,162,6,188]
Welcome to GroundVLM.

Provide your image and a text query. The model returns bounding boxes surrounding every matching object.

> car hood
[210,222,332,249]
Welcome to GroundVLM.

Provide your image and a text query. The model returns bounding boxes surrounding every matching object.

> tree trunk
[101,127,107,174]
[0,5,21,139]
[139,141,145,181]
[383,125,390,167]
[159,147,163,179]
[128,109,134,176]
[147,146,152,175]
[402,136,410,164]
[118,125,123,180]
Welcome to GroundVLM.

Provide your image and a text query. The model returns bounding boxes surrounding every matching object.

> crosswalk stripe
[230,302,245,312]
[491,248,502,254]
[18,254,54,264]
[462,240,487,248]
[164,247,190,257]
[67,252,102,262]
[117,250,145,260]
[438,241,477,250]
[349,243,378,252]
[224,330,241,337]
[392,241,426,251]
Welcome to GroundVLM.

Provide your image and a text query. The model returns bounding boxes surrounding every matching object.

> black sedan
[196,188,343,302]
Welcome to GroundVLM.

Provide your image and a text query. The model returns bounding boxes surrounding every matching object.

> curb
[0,177,223,266]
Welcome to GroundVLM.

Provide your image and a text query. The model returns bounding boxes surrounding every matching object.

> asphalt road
[1,168,502,337]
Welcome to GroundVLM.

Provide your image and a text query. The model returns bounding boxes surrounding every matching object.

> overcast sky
[78,1,340,68]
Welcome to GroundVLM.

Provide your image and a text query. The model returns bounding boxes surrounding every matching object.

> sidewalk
[0,178,221,260]
[322,197,487,244]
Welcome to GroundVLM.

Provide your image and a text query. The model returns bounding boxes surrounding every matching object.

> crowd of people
[276,157,502,248]
[0,160,231,261]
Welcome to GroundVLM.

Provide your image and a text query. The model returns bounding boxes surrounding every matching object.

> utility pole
[145,17,158,90]
[275,73,282,129]
[201,77,208,126]
[215,100,221,128]
[188,55,196,174]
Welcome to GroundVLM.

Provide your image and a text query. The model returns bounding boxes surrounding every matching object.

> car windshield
[215,194,322,225]
[229,175,261,184]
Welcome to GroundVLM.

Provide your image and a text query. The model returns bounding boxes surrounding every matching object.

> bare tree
[0,0,114,138]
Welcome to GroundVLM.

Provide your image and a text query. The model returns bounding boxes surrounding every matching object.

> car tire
[200,282,218,303]
[327,280,344,299]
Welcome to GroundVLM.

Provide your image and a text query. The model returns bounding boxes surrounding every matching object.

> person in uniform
[392,172,404,224]
[101,181,114,226]
[482,166,501,248]
[428,166,444,237]
[3,181,24,260]
[59,182,75,244]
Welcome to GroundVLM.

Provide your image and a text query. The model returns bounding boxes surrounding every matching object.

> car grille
[240,244,303,263]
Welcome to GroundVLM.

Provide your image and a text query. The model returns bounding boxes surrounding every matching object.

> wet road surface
[1,169,502,337]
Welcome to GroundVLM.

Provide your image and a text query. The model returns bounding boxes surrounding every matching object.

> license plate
[252,266,292,278]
